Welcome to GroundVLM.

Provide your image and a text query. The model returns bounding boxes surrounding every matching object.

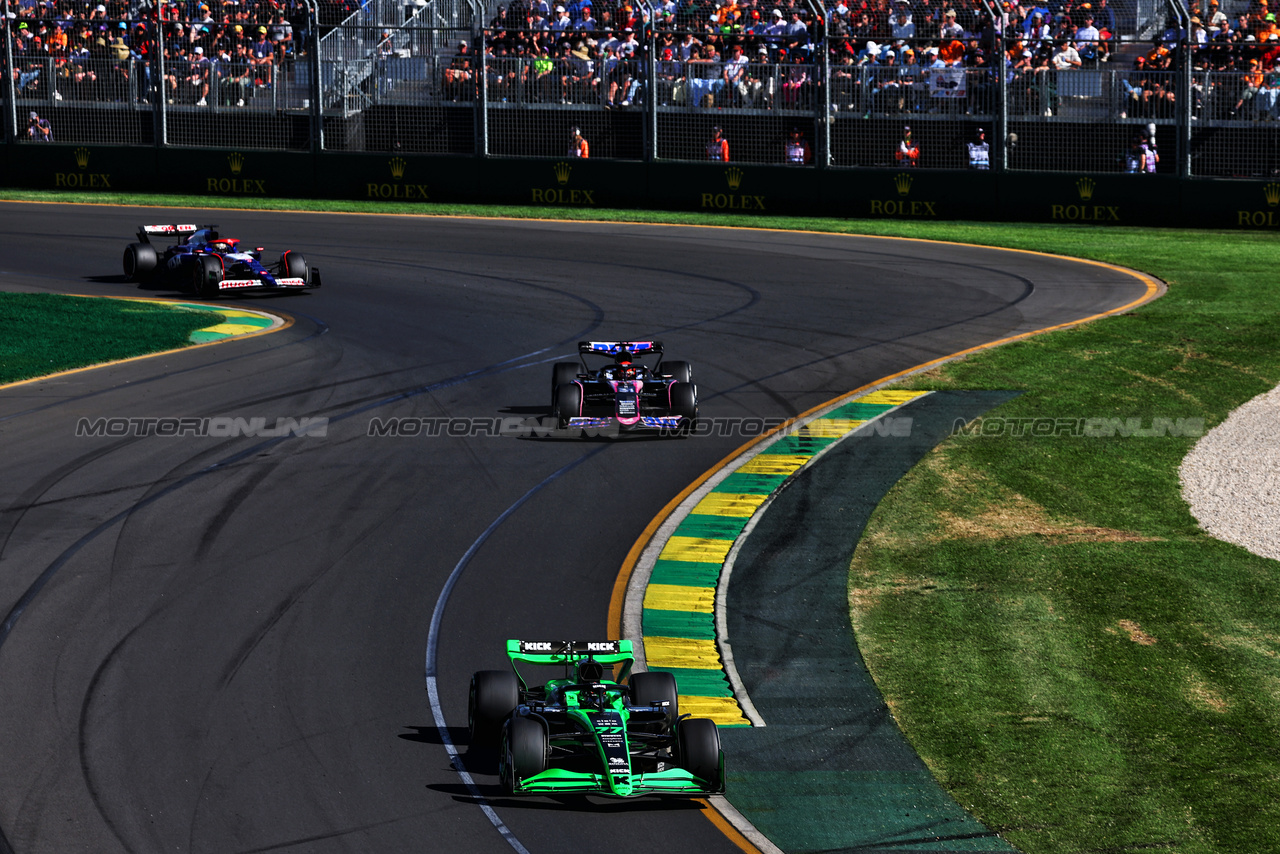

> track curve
[0,203,1152,854]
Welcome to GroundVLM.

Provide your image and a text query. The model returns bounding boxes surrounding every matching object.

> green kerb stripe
[649,560,723,587]
[649,667,736,697]
[715,472,788,494]
[673,513,749,540]
[829,401,897,420]
[643,609,717,640]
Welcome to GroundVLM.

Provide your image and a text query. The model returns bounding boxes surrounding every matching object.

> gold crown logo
[554,162,572,185]
[1265,182,1280,207]
[389,156,406,180]
[74,147,90,169]
[725,167,743,190]
[1076,177,1096,201]
[228,152,245,175]
[894,173,913,196]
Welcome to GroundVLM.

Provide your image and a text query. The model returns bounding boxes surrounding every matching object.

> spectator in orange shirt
[896,125,920,166]
[1233,57,1265,116]
[569,125,589,157]
[706,125,730,161]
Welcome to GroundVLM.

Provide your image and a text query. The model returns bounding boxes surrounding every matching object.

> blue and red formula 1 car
[550,341,698,434]
[121,224,322,298]
[469,640,725,797]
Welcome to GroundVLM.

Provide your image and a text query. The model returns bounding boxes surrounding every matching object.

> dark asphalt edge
[722,390,1023,854]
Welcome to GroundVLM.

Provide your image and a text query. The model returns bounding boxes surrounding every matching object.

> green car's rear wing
[505,639,635,686]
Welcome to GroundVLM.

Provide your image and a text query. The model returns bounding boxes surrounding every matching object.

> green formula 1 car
[468,639,725,797]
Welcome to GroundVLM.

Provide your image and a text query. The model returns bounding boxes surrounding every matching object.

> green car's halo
[468,640,726,798]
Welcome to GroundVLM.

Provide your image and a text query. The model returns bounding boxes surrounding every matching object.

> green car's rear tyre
[677,717,721,787]
[629,670,679,730]
[502,716,548,793]
[468,670,519,745]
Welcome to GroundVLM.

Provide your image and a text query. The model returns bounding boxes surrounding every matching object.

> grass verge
[851,236,1280,854]
[5,190,1278,853]
[0,293,223,385]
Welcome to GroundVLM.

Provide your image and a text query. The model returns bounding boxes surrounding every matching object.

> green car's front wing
[512,758,726,798]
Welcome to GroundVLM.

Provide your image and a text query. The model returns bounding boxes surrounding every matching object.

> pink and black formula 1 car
[122,224,322,298]
[550,341,698,434]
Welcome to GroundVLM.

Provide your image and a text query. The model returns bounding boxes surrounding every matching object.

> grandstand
[3,0,1278,176]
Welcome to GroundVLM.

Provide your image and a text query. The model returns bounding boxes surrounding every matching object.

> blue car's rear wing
[136,223,213,244]
[579,341,663,357]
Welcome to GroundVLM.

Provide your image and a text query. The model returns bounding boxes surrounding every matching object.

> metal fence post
[646,25,657,161]
[995,3,1008,172]
[477,30,487,156]
[4,0,18,143]
[307,0,323,152]
[156,20,167,146]
[818,24,830,167]
[1173,0,1192,178]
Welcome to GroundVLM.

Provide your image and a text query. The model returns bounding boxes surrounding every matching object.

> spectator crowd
[5,0,312,105]
[7,0,1279,125]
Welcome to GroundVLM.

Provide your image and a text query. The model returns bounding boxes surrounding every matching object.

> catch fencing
[3,0,1278,178]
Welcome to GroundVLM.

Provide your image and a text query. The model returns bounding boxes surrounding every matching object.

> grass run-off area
[5,189,1279,854]
[0,292,222,385]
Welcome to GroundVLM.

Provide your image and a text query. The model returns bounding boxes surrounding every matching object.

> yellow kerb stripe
[799,418,868,438]
[679,695,751,726]
[735,454,811,475]
[644,636,722,669]
[659,536,735,563]
[216,311,271,319]
[859,389,930,406]
[196,322,263,335]
[691,492,769,517]
[644,584,716,613]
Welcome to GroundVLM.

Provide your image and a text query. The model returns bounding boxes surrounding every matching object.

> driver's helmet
[210,240,233,252]
[577,658,605,683]
[612,349,639,380]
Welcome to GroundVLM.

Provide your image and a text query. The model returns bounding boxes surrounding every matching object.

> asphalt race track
[0,202,1152,854]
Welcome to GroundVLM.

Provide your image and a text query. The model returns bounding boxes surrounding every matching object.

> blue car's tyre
[670,382,697,432]
[123,242,157,283]
[283,251,308,282]
[191,255,223,299]
[661,360,693,384]
[553,382,582,429]
[551,362,579,407]
[501,716,547,793]
[677,717,721,788]
[468,670,518,745]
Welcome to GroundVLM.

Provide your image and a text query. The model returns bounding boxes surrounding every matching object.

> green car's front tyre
[469,670,519,746]
[677,717,722,788]
[501,717,548,794]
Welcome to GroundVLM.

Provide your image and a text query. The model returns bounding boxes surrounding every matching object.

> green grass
[6,189,1278,853]
[0,293,223,384]
[850,236,1280,853]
